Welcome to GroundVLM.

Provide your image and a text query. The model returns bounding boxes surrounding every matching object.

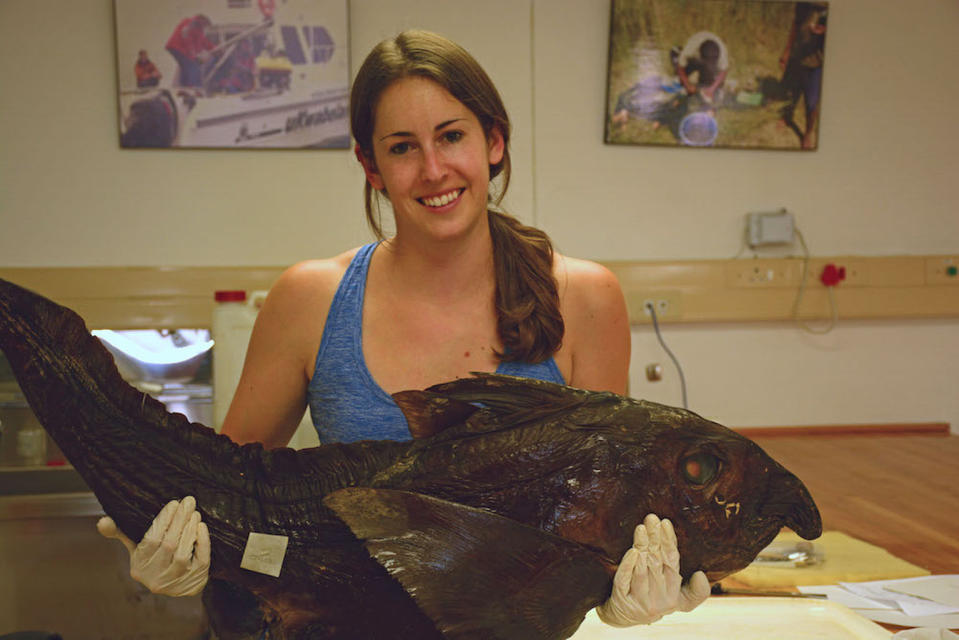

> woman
[99,30,709,628]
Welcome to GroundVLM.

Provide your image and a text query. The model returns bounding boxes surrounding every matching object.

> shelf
[0,465,90,496]
[0,490,103,520]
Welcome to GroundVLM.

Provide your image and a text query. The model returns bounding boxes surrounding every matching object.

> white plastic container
[210,289,320,449]
[211,290,266,431]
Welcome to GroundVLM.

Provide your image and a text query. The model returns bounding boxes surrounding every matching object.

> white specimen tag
[240,532,289,578]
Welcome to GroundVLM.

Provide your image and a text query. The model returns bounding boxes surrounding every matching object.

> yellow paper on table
[730,530,930,588]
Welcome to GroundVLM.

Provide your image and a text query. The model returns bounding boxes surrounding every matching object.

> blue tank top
[307,243,565,444]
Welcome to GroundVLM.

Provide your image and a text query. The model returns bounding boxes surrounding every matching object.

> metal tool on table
[711,583,827,599]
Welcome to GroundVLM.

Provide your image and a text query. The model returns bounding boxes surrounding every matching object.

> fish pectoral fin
[323,488,610,640]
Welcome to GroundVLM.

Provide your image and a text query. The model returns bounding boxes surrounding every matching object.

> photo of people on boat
[114,0,350,149]
[605,0,828,150]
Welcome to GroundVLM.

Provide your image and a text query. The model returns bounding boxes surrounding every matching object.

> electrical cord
[646,302,688,409]
[791,228,838,334]
[731,222,750,259]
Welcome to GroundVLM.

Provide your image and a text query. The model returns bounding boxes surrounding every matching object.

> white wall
[0,0,532,267]
[534,0,959,260]
[1,0,956,430]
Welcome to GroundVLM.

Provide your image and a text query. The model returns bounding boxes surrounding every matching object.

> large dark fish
[0,277,820,639]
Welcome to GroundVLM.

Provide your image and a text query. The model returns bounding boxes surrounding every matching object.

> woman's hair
[350,30,563,363]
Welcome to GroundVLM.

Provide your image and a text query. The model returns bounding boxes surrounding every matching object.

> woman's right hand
[97,496,211,596]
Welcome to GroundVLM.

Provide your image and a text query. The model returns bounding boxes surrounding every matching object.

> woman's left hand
[596,514,710,626]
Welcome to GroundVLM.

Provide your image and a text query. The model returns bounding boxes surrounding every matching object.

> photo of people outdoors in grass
[605,0,828,150]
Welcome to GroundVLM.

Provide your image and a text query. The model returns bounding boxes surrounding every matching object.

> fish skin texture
[0,277,821,639]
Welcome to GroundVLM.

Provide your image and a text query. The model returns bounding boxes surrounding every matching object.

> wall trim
[1,255,958,328]
[733,422,950,438]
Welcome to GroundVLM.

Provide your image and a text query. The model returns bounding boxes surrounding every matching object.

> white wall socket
[640,291,682,319]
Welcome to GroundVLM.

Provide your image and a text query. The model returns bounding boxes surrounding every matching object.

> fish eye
[681,452,719,486]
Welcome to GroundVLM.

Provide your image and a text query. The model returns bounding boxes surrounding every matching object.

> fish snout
[760,471,822,540]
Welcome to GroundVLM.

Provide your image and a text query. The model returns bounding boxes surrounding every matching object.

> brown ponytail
[488,210,563,363]
[352,30,564,363]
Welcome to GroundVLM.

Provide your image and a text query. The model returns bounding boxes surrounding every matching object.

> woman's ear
[354,144,385,190]
[486,127,505,166]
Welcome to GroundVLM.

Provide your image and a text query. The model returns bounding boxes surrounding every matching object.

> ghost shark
[0,277,821,639]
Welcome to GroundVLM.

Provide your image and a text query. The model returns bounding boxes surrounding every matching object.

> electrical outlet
[835,260,864,286]
[728,259,871,288]
[809,259,872,286]
[636,291,683,320]
[926,256,959,285]
[726,260,803,288]
[643,298,670,316]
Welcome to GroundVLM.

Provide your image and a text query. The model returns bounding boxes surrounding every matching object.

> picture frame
[114,0,350,149]
[605,0,828,150]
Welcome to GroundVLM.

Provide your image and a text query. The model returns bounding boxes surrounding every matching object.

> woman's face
[357,76,504,244]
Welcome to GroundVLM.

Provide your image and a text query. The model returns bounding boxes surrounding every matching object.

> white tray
[569,597,891,639]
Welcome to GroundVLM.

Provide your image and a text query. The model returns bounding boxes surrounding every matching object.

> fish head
[613,400,822,581]
[397,374,821,584]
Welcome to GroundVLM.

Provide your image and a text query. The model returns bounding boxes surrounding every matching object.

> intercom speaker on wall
[747,210,795,248]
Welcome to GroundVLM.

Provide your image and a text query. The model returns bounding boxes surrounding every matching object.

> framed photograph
[114,0,350,149]
[605,0,828,150]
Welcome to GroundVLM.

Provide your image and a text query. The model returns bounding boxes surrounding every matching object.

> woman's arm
[556,256,631,395]
[221,258,346,448]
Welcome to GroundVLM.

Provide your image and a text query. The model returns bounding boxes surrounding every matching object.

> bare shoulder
[252,246,362,360]
[553,253,630,394]
[267,247,359,311]
[553,253,625,310]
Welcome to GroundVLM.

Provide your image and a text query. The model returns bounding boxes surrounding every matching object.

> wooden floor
[750,434,959,576]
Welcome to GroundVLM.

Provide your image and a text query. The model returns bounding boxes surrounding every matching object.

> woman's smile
[418,188,464,209]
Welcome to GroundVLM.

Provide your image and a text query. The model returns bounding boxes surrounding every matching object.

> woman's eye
[442,130,463,144]
[389,142,411,155]
[681,452,719,485]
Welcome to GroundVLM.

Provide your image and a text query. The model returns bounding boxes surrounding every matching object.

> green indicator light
[947,265,958,277]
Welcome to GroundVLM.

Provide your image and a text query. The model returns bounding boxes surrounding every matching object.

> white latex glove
[893,630,959,640]
[596,513,711,627]
[97,496,211,597]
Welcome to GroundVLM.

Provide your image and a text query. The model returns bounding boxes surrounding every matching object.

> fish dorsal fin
[323,487,611,640]
[392,390,480,439]
[425,373,598,423]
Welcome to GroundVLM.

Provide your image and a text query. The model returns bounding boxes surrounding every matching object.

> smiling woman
[89,29,718,638]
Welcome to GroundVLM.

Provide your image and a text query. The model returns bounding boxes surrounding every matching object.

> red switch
[820,263,846,287]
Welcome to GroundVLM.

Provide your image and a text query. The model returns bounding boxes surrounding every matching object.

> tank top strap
[308,243,412,443]
[315,242,376,363]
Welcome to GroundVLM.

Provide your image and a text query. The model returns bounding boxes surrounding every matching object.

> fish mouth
[695,527,783,582]
[696,462,822,581]
[760,469,822,540]
[418,188,463,208]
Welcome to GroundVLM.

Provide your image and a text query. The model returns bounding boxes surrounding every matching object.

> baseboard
[733,422,950,437]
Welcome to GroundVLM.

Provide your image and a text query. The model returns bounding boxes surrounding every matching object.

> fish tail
[0,277,252,560]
